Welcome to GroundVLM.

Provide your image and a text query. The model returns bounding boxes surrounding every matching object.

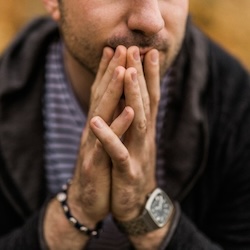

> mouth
[139,47,154,55]
[138,47,154,63]
[110,46,156,61]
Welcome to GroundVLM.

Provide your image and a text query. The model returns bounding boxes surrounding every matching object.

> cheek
[158,1,188,71]
[161,1,189,47]
[62,1,103,31]
[73,0,122,31]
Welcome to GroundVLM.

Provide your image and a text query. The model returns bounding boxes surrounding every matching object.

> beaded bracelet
[56,180,102,237]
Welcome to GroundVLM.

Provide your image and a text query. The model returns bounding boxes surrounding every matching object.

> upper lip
[139,47,154,55]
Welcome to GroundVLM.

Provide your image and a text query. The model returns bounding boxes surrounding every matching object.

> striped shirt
[43,41,86,194]
[43,40,171,249]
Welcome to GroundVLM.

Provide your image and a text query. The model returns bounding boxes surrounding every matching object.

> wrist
[115,188,174,236]
[128,204,176,250]
[67,179,103,227]
[129,223,171,250]
[59,180,103,236]
[129,202,180,250]
[44,198,88,250]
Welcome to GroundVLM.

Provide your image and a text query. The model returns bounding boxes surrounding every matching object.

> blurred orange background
[0,0,250,70]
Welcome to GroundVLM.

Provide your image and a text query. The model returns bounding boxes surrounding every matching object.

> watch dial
[150,193,171,225]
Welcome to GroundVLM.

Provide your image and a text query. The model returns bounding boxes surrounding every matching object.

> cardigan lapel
[161,23,209,201]
[0,18,58,216]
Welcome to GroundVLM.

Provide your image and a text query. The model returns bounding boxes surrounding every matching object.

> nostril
[132,29,145,36]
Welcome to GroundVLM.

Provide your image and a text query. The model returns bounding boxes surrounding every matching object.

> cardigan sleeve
[163,63,250,249]
[163,134,250,250]
[166,213,223,250]
[0,211,42,250]
[165,146,250,250]
[0,195,52,250]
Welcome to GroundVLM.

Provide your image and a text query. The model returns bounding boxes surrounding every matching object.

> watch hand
[155,196,163,211]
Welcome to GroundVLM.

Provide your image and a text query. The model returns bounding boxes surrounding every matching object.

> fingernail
[124,106,130,115]
[151,50,159,63]
[132,71,137,82]
[92,117,103,128]
[124,106,133,116]
[133,50,140,61]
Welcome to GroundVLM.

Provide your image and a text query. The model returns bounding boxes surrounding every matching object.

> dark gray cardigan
[0,17,250,249]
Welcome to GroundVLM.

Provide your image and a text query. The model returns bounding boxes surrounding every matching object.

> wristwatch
[115,188,174,236]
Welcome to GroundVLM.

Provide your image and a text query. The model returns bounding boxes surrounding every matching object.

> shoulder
[208,39,249,87]
[203,33,250,174]
[204,34,250,128]
[0,16,59,96]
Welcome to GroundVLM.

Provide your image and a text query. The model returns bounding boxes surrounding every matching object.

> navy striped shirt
[44,41,86,194]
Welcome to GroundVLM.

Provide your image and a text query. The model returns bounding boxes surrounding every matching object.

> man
[0,0,249,249]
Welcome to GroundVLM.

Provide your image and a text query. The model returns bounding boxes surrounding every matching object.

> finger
[88,47,114,121]
[110,106,134,139]
[143,49,160,123]
[90,116,130,168]
[124,68,147,141]
[92,45,127,99]
[112,98,126,121]
[93,47,114,90]
[126,46,150,119]
[93,66,126,124]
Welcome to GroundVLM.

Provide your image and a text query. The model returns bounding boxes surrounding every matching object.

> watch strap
[115,188,174,236]
[115,210,155,236]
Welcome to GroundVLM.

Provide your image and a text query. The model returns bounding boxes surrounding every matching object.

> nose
[126,0,164,36]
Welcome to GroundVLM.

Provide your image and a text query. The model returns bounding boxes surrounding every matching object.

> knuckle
[132,92,140,100]
[136,119,147,134]
[116,151,130,167]
[151,94,160,105]
[90,88,101,104]
[81,157,93,175]
[105,87,115,97]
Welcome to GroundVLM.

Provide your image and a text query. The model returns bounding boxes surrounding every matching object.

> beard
[106,33,181,77]
[61,32,183,80]
[59,3,184,80]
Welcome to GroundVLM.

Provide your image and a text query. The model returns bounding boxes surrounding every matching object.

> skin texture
[43,0,189,249]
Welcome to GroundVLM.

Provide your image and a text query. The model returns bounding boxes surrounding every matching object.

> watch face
[149,190,172,227]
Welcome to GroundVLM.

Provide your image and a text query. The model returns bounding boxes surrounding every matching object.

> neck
[63,47,95,113]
